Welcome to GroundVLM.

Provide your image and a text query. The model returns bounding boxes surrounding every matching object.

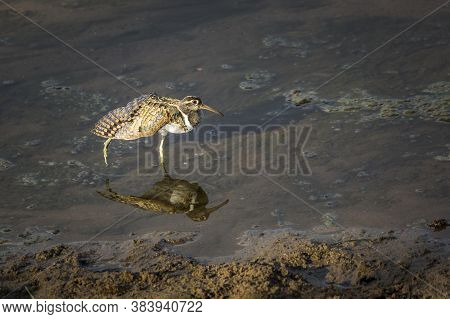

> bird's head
[178,96,224,116]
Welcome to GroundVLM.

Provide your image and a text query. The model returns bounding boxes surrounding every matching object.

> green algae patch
[380,105,400,118]
[319,82,450,124]
[286,89,313,106]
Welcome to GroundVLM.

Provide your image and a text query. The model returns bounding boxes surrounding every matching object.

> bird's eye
[193,99,199,105]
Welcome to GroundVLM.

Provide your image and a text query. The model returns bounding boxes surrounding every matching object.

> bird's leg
[158,133,168,175]
[103,138,112,166]
[158,134,166,164]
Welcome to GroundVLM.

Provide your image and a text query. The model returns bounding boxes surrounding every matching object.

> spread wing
[91,93,171,140]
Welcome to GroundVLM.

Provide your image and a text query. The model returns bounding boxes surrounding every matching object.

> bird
[91,93,223,167]
[97,175,229,221]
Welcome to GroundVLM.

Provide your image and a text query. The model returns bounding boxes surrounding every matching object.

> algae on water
[319,81,450,123]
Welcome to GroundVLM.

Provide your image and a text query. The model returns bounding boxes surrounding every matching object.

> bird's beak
[200,104,224,116]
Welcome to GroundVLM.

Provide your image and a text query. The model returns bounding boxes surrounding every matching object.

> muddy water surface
[0,0,449,261]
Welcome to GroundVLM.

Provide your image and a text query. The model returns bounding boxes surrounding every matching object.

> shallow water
[0,0,449,259]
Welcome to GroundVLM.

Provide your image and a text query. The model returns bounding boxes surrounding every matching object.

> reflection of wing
[97,177,229,221]
[91,93,170,140]
[97,190,178,213]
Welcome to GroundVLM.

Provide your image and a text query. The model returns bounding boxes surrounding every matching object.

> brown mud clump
[428,219,448,232]
[0,229,448,298]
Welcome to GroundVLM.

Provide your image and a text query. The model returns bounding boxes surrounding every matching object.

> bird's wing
[91,93,166,139]
[137,103,175,137]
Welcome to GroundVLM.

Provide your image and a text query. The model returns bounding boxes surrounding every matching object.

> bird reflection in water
[97,175,229,221]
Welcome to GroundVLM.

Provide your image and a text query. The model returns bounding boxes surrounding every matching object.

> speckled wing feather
[91,93,171,140]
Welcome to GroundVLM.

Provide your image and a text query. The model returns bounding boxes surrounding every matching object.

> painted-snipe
[97,175,229,221]
[91,93,223,166]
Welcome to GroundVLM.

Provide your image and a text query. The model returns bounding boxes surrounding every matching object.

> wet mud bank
[1,227,448,298]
